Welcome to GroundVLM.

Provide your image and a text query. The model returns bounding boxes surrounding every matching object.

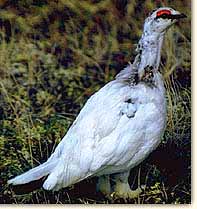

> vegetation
[0,0,191,204]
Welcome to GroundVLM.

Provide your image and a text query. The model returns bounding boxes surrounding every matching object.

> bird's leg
[111,171,142,200]
[96,175,111,196]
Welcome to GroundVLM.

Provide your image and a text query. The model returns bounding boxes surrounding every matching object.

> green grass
[0,0,191,204]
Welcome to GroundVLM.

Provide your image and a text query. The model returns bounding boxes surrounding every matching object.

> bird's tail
[7,160,57,186]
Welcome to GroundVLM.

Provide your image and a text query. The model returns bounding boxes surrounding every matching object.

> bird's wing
[90,101,164,174]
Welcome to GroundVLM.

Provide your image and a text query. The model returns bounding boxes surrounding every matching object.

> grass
[0,0,191,204]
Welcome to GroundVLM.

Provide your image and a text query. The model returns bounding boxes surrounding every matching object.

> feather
[8,160,57,185]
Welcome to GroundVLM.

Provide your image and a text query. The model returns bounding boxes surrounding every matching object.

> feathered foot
[111,170,143,200]
[111,181,143,200]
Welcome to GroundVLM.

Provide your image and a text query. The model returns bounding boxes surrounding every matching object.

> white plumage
[8,7,186,199]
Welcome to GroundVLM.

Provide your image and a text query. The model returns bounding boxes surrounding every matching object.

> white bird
[8,7,186,199]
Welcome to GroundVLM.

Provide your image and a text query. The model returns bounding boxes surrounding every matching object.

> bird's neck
[134,31,165,78]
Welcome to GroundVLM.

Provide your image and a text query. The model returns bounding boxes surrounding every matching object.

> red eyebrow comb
[156,9,171,17]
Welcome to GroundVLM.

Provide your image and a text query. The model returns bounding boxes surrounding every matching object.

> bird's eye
[160,14,168,18]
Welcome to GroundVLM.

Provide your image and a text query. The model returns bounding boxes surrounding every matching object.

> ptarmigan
[8,7,186,199]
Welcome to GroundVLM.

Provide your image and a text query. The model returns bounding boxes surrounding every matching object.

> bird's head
[144,7,186,34]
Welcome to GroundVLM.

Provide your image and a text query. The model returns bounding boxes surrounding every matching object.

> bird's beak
[170,13,187,19]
